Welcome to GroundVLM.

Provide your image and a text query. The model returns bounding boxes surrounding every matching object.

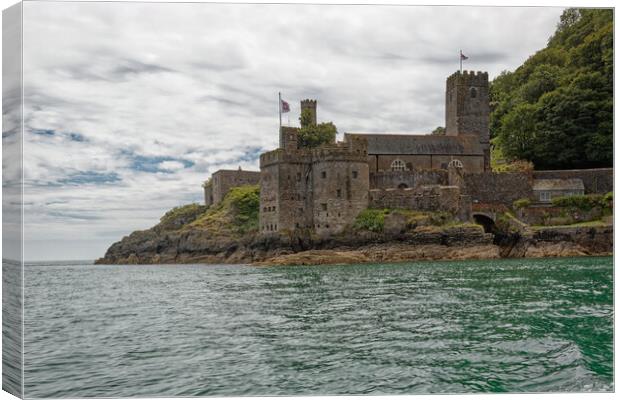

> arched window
[470,87,477,98]
[448,159,463,169]
[390,159,407,171]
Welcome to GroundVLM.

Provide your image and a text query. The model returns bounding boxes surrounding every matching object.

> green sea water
[22,256,612,397]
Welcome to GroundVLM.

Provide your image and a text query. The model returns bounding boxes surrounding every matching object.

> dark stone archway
[397,183,408,189]
[473,213,496,234]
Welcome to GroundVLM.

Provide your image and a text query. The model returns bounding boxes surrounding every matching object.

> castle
[203,70,612,235]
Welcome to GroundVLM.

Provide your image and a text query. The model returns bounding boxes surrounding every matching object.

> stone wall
[369,169,447,190]
[259,161,281,233]
[517,205,605,226]
[203,183,213,207]
[368,154,484,173]
[259,137,369,237]
[312,158,369,236]
[532,168,612,194]
[211,169,261,205]
[277,158,313,232]
[369,185,466,216]
[463,172,533,205]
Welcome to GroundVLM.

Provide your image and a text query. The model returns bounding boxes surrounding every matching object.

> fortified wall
[203,168,260,207]
[259,131,369,237]
[369,185,471,221]
[462,171,533,206]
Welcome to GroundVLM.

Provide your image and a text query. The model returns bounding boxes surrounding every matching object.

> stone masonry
[203,168,260,207]
[201,70,612,237]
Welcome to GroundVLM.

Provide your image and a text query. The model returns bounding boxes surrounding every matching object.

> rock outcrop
[96,188,612,266]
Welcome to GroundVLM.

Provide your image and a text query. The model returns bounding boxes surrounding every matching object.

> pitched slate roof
[532,179,585,191]
[344,133,483,155]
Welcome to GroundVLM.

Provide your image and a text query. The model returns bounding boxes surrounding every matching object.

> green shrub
[513,198,532,209]
[159,203,208,230]
[429,211,452,226]
[188,185,260,237]
[551,194,603,211]
[603,191,613,203]
[354,209,388,232]
[227,185,260,234]
[297,109,337,148]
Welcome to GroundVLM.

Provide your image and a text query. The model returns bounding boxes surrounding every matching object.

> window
[470,87,478,98]
[321,171,327,179]
[391,159,407,171]
[352,171,358,179]
[539,192,551,202]
[336,189,342,198]
[297,172,301,181]
[321,203,327,211]
[448,159,463,169]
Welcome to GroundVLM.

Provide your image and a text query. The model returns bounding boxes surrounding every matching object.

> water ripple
[23,257,613,397]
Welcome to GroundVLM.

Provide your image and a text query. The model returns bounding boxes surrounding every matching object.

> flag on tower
[459,50,468,72]
[280,99,290,113]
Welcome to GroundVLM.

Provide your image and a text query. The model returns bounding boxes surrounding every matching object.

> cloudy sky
[19,2,563,261]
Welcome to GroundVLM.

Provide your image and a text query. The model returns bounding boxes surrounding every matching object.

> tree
[431,126,445,135]
[297,108,337,148]
[490,8,612,169]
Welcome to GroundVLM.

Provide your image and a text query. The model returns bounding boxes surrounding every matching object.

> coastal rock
[96,199,612,266]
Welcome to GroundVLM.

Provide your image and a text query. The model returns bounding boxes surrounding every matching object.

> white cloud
[18,2,564,260]
[158,161,186,172]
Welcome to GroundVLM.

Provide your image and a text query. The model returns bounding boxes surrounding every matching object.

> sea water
[19,257,613,397]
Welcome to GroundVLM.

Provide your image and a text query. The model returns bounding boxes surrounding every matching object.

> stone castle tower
[300,99,317,125]
[261,100,369,237]
[445,71,490,170]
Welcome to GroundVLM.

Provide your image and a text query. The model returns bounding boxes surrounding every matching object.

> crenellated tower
[445,70,490,170]
[300,99,317,126]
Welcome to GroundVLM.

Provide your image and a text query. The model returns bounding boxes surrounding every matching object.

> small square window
[321,171,327,179]
[336,189,341,198]
[321,203,327,211]
[352,171,358,178]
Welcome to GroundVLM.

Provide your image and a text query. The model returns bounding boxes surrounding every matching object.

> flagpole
[278,92,282,147]
[459,50,462,73]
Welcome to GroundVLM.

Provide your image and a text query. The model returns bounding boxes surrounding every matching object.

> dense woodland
[490,8,613,170]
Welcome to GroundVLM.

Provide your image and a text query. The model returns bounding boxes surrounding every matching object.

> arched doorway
[473,213,496,234]
[397,183,408,189]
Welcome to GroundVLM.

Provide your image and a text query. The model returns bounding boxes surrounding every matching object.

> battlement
[300,99,317,107]
[260,148,313,167]
[446,70,489,87]
[309,138,368,163]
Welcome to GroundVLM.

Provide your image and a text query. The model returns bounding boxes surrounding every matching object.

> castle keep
[202,70,612,236]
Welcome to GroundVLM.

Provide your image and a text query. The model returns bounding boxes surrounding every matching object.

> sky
[18,2,564,261]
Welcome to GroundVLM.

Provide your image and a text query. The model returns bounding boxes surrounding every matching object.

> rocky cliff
[96,186,612,266]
